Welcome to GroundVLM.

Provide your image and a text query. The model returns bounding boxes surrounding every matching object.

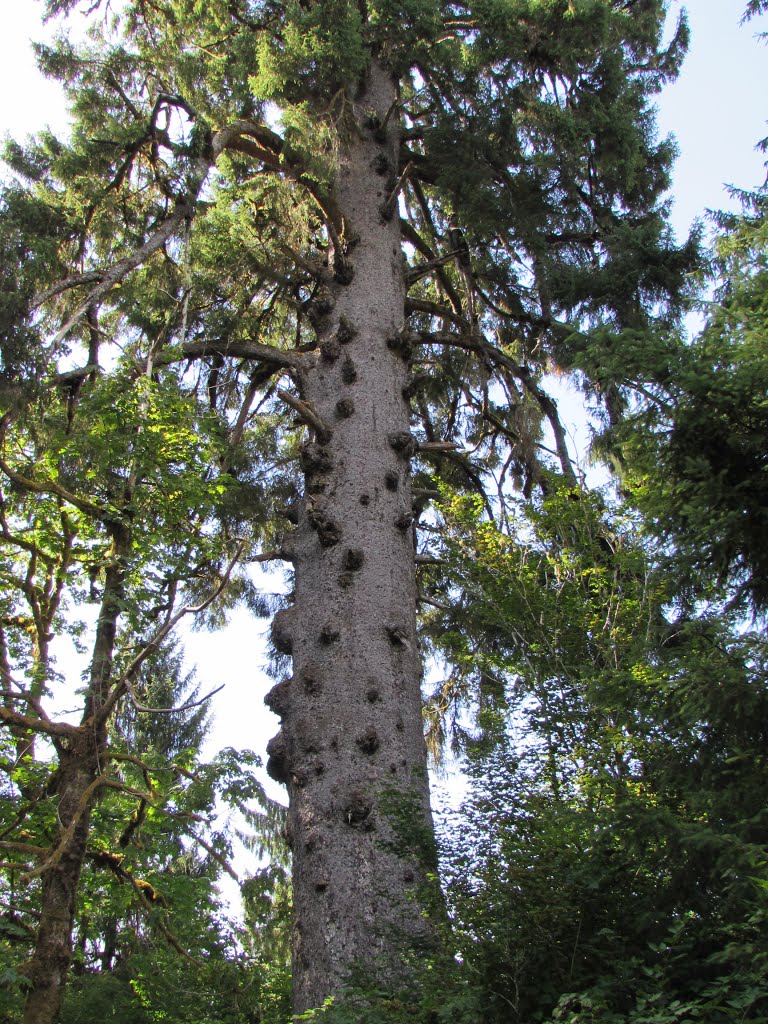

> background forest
[0,0,767,1022]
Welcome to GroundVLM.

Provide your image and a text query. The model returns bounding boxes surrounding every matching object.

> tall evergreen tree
[1,0,697,1013]
[430,482,768,1023]
[609,176,768,616]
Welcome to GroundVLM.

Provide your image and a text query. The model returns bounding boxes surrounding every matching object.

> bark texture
[266,62,437,1013]
[22,555,124,1024]
[22,748,99,1024]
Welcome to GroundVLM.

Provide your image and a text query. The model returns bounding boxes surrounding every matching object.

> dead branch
[246,549,285,564]
[417,441,460,453]
[123,676,224,716]
[96,540,246,727]
[185,829,239,881]
[277,389,333,442]
[382,160,414,218]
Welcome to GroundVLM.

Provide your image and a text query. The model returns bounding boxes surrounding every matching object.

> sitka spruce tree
[1,0,696,1015]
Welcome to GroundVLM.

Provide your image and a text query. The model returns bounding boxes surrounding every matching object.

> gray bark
[266,62,437,1013]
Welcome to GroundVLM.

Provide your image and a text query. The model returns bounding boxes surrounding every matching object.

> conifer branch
[50,198,200,344]
[213,120,284,161]
[220,135,282,171]
[33,272,105,308]
[51,340,306,392]
[151,914,205,967]
[416,330,578,483]
[405,296,464,326]
[185,829,239,881]
[178,339,308,369]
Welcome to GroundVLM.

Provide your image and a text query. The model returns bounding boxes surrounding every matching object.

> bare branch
[0,861,33,873]
[277,389,333,443]
[185,829,239,881]
[0,840,47,857]
[418,441,460,454]
[382,160,414,219]
[123,675,225,716]
[246,549,286,564]
[95,540,246,727]
[0,705,79,741]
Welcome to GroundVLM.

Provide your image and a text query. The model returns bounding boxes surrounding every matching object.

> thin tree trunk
[23,552,125,1024]
[266,62,438,1013]
[22,748,100,1024]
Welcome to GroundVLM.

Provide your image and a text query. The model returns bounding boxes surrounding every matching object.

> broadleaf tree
[0,346,271,1024]
[1,0,698,1015]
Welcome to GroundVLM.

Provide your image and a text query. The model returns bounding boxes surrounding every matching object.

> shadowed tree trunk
[21,548,125,1024]
[265,62,437,1013]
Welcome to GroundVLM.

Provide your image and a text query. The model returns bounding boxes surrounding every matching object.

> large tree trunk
[266,62,437,1013]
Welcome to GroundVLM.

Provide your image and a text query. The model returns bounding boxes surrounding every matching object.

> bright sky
[1,1,766,771]
[658,0,767,235]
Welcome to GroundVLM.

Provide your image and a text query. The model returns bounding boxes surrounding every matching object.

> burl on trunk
[265,62,438,1014]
